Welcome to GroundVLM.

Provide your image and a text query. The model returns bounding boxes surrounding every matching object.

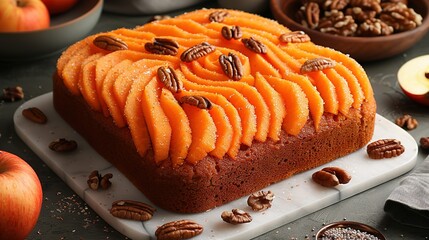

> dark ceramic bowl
[0,0,103,61]
[270,0,429,62]
[316,221,386,239]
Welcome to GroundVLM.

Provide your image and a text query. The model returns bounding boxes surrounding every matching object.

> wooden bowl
[270,0,429,62]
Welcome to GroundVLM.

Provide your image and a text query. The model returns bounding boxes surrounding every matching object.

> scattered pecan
[155,219,203,240]
[367,139,405,159]
[395,114,418,130]
[157,66,183,93]
[147,15,171,23]
[279,31,311,43]
[93,35,128,51]
[87,170,113,190]
[1,86,24,102]
[145,38,179,56]
[100,173,113,189]
[241,37,267,54]
[209,10,228,22]
[87,170,101,190]
[312,167,352,187]
[180,95,213,110]
[358,18,394,36]
[221,209,252,224]
[420,137,429,150]
[425,71,429,79]
[180,42,215,62]
[110,200,155,221]
[221,25,242,40]
[219,52,243,80]
[22,107,47,124]
[247,190,275,211]
[49,138,78,152]
[300,57,336,73]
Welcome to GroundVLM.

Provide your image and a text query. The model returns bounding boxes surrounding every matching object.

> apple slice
[397,55,429,106]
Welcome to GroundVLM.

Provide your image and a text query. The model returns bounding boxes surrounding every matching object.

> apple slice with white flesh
[398,55,429,106]
[0,151,43,240]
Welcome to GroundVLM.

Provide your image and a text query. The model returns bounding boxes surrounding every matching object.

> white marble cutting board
[14,93,418,240]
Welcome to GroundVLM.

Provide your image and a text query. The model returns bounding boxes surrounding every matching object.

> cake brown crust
[53,72,376,213]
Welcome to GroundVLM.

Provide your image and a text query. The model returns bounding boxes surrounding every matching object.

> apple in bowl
[41,0,79,15]
[0,0,50,32]
[398,55,429,106]
[0,151,43,240]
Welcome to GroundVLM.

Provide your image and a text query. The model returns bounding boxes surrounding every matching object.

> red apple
[41,0,78,15]
[0,0,50,32]
[0,151,43,240]
[398,55,429,106]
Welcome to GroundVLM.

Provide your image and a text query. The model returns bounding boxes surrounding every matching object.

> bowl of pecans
[270,0,429,62]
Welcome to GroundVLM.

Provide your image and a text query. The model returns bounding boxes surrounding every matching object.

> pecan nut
[312,167,351,187]
[145,38,179,56]
[300,57,336,73]
[219,52,243,81]
[247,190,275,211]
[380,2,422,32]
[221,209,252,224]
[100,173,113,190]
[357,18,394,36]
[22,107,47,124]
[279,31,311,43]
[241,37,267,54]
[180,42,215,62]
[221,25,242,40]
[367,139,405,159]
[324,0,349,11]
[180,95,213,110]
[157,66,183,93]
[110,200,155,221]
[349,0,382,14]
[304,2,321,29]
[345,7,377,23]
[87,170,101,190]
[318,10,357,36]
[209,10,228,22]
[87,171,113,190]
[395,114,418,130]
[93,35,128,51]
[155,219,203,240]
[147,15,171,23]
[2,86,24,102]
[420,137,429,150]
[49,138,77,152]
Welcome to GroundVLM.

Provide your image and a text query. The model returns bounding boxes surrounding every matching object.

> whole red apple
[398,55,429,106]
[0,0,50,32]
[41,0,78,15]
[0,151,43,240]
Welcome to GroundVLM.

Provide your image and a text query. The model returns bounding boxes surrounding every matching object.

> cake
[53,9,376,213]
